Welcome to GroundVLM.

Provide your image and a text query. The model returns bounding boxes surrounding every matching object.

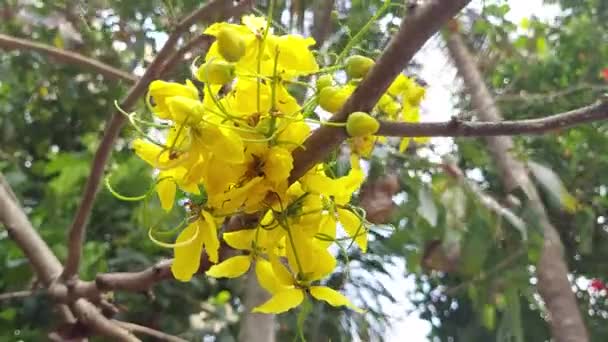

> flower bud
[196,60,235,85]
[319,86,348,114]
[316,74,334,91]
[346,112,380,137]
[216,27,246,62]
[345,55,375,79]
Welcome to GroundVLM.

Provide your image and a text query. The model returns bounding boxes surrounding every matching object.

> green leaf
[528,161,578,213]
[482,304,496,330]
[535,37,548,58]
[417,187,438,227]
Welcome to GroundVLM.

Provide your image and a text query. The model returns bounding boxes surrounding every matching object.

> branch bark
[239,269,276,342]
[376,99,608,137]
[290,0,471,183]
[62,0,255,280]
[445,29,589,342]
[0,33,137,83]
[113,320,188,342]
[0,176,137,341]
[0,290,33,301]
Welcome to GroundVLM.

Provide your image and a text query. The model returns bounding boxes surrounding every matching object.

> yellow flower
[147,80,198,119]
[301,156,368,251]
[206,227,285,279]
[399,102,428,152]
[171,210,220,281]
[252,246,361,314]
[272,34,319,77]
[204,144,293,214]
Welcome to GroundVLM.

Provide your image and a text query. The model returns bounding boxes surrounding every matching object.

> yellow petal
[166,96,203,123]
[200,125,244,164]
[308,243,337,281]
[309,286,363,313]
[171,221,204,281]
[337,208,367,252]
[156,175,176,212]
[252,288,304,314]
[206,255,251,278]
[399,137,411,152]
[263,147,293,185]
[200,211,220,263]
[269,254,295,287]
[255,258,287,294]
[277,121,310,150]
[223,229,256,251]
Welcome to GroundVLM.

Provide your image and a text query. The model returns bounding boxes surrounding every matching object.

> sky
[385,0,561,340]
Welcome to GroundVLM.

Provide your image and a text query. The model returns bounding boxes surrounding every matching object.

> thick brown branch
[290,0,471,182]
[0,176,136,341]
[376,99,608,137]
[0,33,137,83]
[63,0,255,279]
[95,260,174,293]
[113,320,188,342]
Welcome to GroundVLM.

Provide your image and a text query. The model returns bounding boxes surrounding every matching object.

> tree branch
[157,34,214,77]
[0,33,137,83]
[0,290,33,301]
[113,320,188,342]
[62,0,255,280]
[289,0,471,183]
[0,176,136,341]
[376,99,608,137]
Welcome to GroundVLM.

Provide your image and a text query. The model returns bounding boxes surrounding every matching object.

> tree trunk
[445,29,589,342]
[238,268,276,342]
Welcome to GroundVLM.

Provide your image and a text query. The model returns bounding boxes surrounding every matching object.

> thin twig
[62,0,255,280]
[376,99,608,137]
[0,33,137,83]
[0,290,33,301]
[157,34,214,77]
[290,0,471,182]
[495,83,608,103]
[443,249,526,296]
[113,320,188,342]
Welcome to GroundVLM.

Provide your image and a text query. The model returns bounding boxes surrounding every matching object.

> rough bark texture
[446,31,589,342]
[238,269,276,342]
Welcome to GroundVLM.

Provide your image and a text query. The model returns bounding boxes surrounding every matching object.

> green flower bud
[319,86,348,114]
[346,112,380,137]
[316,74,334,92]
[196,60,235,85]
[345,55,375,79]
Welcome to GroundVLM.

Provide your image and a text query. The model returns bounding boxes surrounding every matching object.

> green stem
[336,0,391,63]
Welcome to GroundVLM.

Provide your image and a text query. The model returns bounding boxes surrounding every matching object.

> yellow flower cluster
[129,14,425,314]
